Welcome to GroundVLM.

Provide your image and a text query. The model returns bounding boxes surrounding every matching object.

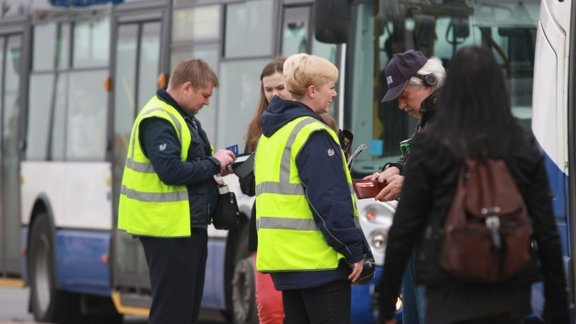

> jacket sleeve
[296,131,365,265]
[139,117,220,186]
[524,155,569,322]
[377,138,433,320]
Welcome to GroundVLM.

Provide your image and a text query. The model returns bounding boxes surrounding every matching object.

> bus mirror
[314,0,351,44]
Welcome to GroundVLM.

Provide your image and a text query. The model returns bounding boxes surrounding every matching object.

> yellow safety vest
[255,116,358,272]
[118,96,192,237]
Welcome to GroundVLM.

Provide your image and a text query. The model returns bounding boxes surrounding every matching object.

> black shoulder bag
[212,184,240,230]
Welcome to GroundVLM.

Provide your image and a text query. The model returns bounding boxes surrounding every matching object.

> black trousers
[282,280,351,324]
[140,229,208,324]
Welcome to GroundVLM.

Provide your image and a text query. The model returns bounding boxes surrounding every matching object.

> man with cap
[368,49,445,323]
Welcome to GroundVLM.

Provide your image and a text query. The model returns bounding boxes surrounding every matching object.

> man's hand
[348,259,364,283]
[364,166,400,183]
[364,166,402,201]
[213,149,235,174]
[375,174,404,201]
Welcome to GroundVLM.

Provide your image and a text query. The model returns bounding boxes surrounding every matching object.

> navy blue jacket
[261,96,365,290]
[139,89,221,229]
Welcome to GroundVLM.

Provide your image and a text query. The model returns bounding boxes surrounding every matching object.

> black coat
[378,130,569,323]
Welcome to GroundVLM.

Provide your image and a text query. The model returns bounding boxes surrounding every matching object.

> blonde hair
[283,53,338,100]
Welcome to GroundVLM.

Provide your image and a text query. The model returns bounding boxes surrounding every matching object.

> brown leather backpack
[440,158,533,283]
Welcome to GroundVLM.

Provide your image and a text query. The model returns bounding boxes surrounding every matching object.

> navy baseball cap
[381,49,427,102]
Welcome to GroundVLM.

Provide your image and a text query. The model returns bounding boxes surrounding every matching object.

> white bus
[0,1,383,323]
[532,0,575,320]
[0,0,554,322]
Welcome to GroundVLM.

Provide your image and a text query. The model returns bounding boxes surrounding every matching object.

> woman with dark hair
[243,57,290,324]
[377,46,569,323]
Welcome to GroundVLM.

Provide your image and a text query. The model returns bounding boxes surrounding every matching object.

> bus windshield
[347,0,540,176]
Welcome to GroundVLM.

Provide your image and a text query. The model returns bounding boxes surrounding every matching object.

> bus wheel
[29,214,80,323]
[228,221,258,324]
[231,255,257,323]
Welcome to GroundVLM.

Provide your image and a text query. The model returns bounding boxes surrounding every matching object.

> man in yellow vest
[254,53,367,323]
[118,59,235,323]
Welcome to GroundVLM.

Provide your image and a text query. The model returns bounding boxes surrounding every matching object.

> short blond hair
[283,53,338,100]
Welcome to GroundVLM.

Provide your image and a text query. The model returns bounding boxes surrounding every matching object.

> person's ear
[183,81,194,93]
[307,84,316,98]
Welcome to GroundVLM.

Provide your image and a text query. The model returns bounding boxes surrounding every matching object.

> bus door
[0,19,27,284]
[109,2,167,309]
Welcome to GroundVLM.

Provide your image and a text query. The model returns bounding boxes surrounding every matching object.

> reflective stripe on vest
[118,96,192,237]
[255,116,358,272]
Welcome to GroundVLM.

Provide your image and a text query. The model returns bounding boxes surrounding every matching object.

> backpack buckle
[486,216,502,250]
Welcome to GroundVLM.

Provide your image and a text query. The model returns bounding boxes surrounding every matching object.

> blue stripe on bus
[55,230,111,296]
[542,152,571,256]
[351,266,383,324]
[202,237,227,309]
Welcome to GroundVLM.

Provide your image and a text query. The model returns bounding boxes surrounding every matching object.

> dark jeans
[282,280,351,324]
[140,229,208,324]
[402,250,426,323]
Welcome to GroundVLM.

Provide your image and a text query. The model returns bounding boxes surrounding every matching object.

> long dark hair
[244,57,286,153]
[429,46,523,158]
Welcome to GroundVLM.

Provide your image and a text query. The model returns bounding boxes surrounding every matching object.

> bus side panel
[20,227,29,283]
[203,238,227,309]
[544,157,571,253]
[532,0,572,318]
[20,162,113,230]
[351,267,382,324]
[55,230,111,296]
[534,0,571,252]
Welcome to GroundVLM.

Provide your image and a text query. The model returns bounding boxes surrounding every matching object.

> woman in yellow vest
[118,59,235,323]
[254,53,367,324]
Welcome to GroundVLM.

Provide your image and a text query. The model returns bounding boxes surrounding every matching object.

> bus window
[66,70,108,161]
[339,0,541,175]
[171,4,221,143]
[1,34,22,276]
[138,22,161,112]
[172,5,220,43]
[217,59,267,149]
[27,73,66,161]
[224,0,274,58]
[114,23,138,145]
[73,18,110,68]
[282,6,311,55]
[33,22,70,71]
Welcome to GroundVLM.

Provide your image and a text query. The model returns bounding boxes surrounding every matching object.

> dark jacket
[384,92,438,173]
[139,89,221,229]
[378,130,569,323]
[261,96,366,290]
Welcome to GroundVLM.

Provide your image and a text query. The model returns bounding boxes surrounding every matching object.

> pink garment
[253,254,284,324]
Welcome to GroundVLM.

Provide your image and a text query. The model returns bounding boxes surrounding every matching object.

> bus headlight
[356,199,397,266]
[369,229,387,249]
